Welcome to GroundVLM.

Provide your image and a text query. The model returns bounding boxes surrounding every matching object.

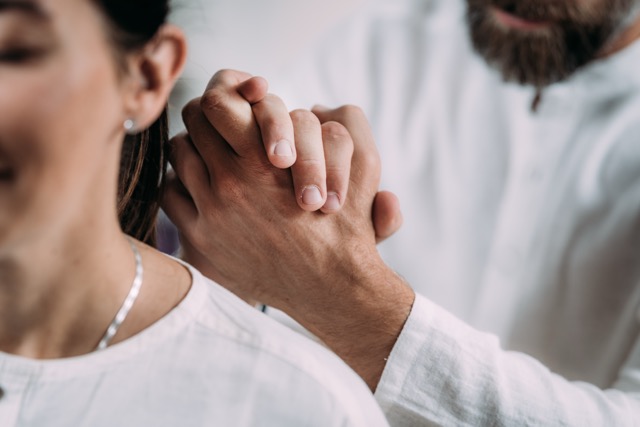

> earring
[123,119,137,135]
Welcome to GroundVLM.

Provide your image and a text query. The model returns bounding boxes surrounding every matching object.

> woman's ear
[122,24,187,130]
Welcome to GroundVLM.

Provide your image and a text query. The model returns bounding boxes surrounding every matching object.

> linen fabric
[0,263,388,427]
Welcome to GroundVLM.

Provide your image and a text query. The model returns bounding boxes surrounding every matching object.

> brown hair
[94,0,172,246]
[118,114,167,246]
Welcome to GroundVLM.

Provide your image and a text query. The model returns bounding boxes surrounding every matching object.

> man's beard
[467,0,633,87]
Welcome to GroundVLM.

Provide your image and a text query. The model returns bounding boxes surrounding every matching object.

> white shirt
[275,0,640,424]
[0,263,389,427]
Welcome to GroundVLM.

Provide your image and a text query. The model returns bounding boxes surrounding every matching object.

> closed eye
[0,48,38,62]
[0,1,48,20]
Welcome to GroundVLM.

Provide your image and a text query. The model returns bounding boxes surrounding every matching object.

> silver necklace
[96,238,143,351]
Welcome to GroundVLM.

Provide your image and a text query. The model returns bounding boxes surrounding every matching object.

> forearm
[376,295,640,426]
[275,249,415,391]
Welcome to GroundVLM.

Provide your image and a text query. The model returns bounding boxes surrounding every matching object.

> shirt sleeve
[375,294,640,426]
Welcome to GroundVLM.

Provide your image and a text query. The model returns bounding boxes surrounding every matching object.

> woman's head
[0,0,186,253]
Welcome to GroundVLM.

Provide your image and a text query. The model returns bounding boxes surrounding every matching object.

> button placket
[473,105,571,330]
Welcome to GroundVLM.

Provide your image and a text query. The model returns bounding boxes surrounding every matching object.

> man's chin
[491,55,574,88]
[467,0,630,88]
[470,27,573,87]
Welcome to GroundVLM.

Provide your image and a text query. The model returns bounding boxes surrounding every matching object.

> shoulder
[190,266,354,384]
[180,265,390,426]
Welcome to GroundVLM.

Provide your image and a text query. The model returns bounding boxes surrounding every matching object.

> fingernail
[301,186,323,205]
[274,140,293,158]
[324,192,341,211]
[312,104,330,112]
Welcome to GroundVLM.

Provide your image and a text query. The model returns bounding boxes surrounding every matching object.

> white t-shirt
[275,0,640,424]
[0,264,389,427]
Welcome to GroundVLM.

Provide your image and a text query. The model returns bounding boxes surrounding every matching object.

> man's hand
[162,87,414,389]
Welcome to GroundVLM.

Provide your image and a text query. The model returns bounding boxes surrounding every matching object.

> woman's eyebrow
[0,1,49,19]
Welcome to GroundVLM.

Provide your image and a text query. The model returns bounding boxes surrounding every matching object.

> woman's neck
[0,222,137,359]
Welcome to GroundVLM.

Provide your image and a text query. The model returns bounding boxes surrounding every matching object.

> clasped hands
[162,70,415,390]
[162,70,401,304]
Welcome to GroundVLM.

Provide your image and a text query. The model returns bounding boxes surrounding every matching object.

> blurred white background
[168,0,363,133]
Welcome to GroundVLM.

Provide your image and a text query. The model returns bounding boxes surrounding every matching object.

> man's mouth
[491,5,552,31]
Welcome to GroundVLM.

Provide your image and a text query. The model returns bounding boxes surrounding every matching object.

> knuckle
[165,141,179,163]
[322,121,352,146]
[263,92,284,105]
[325,165,350,185]
[200,88,227,113]
[166,132,185,152]
[294,158,326,184]
[322,121,350,138]
[326,157,350,172]
[290,109,321,127]
[359,149,380,171]
[296,157,324,171]
[181,97,202,124]
[337,104,365,119]
[211,69,235,85]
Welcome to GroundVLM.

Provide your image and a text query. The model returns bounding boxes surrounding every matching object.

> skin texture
[0,0,190,358]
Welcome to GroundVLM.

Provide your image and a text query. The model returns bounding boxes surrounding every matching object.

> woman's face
[0,0,128,252]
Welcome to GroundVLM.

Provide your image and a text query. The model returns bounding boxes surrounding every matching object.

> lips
[492,6,551,30]
[490,0,565,23]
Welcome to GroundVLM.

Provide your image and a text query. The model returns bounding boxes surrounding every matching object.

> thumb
[373,191,403,243]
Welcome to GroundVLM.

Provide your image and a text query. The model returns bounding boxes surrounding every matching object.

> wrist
[280,249,415,390]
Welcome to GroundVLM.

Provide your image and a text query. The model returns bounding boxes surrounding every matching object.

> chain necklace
[96,238,143,351]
